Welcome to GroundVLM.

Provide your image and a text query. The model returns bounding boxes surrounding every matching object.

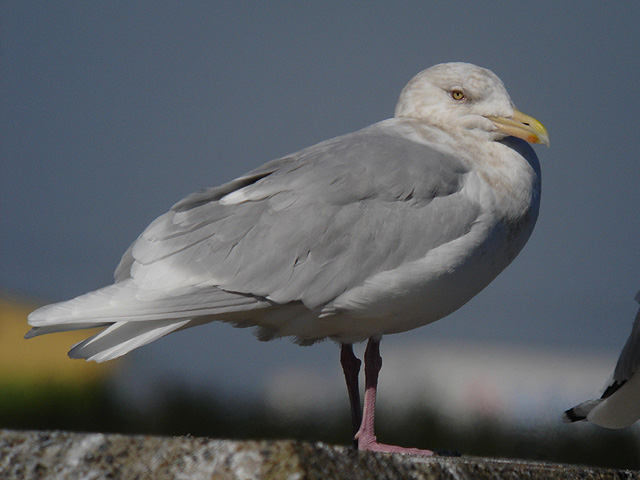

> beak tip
[537,130,550,148]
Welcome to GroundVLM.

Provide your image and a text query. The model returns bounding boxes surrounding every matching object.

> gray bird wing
[563,290,640,424]
[606,291,640,394]
[118,119,480,311]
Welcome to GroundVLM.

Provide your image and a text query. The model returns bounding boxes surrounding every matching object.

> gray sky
[2,2,640,397]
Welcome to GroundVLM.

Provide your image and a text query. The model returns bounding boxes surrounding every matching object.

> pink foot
[356,431,434,455]
[358,440,434,455]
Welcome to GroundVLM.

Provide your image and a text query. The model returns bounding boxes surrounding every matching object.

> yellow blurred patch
[0,294,117,386]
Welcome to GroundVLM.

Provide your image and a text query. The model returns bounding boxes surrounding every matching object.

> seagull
[564,291,640,429]
[27,62,549,454]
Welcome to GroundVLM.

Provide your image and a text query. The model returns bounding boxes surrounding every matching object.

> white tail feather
[69,319,191,362]
[26,279,270,362]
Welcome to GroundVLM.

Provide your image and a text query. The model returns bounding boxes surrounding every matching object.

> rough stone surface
[0,429,637,480]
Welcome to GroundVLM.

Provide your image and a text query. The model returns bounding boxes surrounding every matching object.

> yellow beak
[487,109,550,147]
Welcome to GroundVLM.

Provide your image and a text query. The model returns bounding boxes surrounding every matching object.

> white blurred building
[263,338,618,426]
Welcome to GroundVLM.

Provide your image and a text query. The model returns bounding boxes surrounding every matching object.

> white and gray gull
[564,290,640,429]
[27,62,549,454]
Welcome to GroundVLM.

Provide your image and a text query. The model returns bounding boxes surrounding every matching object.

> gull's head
[395,62,549,147]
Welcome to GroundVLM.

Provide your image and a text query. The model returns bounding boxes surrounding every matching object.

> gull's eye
[451,89,465,101]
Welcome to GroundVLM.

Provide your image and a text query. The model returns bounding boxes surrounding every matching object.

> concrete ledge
[0,429,638,479]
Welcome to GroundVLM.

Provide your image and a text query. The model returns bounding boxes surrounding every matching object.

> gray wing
[610,291,640,387]
[118,119,480,310]
[563,290,640,426]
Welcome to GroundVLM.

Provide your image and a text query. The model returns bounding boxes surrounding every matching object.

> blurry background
[1,1,639,469]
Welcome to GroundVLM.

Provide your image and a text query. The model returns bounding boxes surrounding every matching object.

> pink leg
[340,343,362,448]
[355,338,434,455]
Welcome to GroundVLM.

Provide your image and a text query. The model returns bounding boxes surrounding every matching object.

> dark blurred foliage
[1,381,638,470]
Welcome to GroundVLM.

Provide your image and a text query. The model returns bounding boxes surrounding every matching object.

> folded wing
[28,119,482,361]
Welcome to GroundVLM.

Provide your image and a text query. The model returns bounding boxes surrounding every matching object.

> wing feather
[563,291,640,428]
[124,119,478,309]
[612,291,640,384]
